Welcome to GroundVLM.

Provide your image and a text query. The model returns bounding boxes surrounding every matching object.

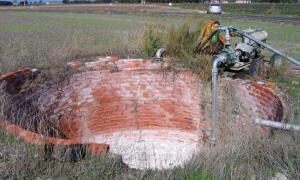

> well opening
[0,57,284,169]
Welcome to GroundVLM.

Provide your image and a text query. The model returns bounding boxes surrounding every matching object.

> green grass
[0,11,299,75]
[0,11,186,74]
[0,23,49,32]
[220,17,300,60]
[0,130,17,145]
[0,11,182,30]
[272,77,300,98]
[172,3,300,17]
[186,170,213,180]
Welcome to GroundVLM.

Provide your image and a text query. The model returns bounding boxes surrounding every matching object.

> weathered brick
[0,57,286,170]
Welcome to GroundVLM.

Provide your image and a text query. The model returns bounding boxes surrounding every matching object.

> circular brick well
[0,57,284,169]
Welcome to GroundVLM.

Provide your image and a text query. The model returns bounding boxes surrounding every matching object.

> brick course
[0,57,284,169]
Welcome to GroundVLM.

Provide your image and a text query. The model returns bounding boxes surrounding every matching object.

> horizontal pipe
[254,118,300,131]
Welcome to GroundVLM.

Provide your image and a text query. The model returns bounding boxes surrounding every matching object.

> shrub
[163,21,212,81]
[141,25,165,58]
[166,23,195,58]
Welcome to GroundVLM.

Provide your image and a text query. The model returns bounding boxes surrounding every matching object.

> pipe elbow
[212,54,227,72]
[155,48,167,59]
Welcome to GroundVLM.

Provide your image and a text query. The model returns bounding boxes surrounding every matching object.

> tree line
[63,0,299,3]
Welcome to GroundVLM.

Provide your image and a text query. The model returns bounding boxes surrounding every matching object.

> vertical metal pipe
[225,28,231,47]
[210,65,218,146]
[210,54,226,146]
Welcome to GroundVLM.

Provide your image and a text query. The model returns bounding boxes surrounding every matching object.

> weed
[141,24,165,58]
[186,170,212,180]
[163,22,212,81]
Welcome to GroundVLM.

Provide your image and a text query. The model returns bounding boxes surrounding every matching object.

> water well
[0,57,284,169]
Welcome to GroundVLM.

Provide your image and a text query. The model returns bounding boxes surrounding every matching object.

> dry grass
[194,78,300,179]
[193,94,299,180]
[0,12,157,78]
[140,24,165,58]
[1,82,300,179]
[0,82,64,138]
[0,29,142,81]
[147,21,213,81]
[190,131,300,180]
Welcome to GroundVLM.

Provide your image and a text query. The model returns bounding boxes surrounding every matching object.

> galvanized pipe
[254,118,300,131]
[155,48,167,59]
[210,53,227,146]
[234,28,300,67]
[224,28,231,47]
[218,26,231,46]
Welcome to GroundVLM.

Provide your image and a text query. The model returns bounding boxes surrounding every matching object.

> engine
[235,28,268,62]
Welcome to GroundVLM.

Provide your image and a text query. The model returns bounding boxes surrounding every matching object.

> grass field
[172,3,300,17]
[0,7,300,179]
[1,10,299,73]
[1,9,299,96]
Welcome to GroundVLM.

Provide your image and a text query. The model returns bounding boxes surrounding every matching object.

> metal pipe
[217,26,231,47]
[224,28,231,47]
[234,28,300,66]
[155,48,166,59]
[254,118,300,131]
[210,53,227,146]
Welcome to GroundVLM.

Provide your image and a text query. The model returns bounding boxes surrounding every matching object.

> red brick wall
[0,57,285,157]
[37,58,208,143]
[217,79,284,140]
[247,84,284,122]
[0,68,109,154]
[0,118,109,154]
[227,79,284,122]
